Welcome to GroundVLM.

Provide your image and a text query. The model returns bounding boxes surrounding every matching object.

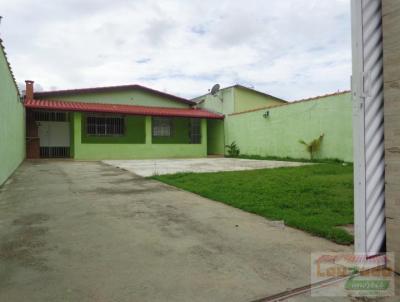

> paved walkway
[0,160,350,302]
[103,158,310,177]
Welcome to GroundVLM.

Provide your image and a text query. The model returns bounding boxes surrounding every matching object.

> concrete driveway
[103,157,309,177]
[0,160,350,302]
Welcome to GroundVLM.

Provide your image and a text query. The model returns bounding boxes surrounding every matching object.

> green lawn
[152,164,354,245]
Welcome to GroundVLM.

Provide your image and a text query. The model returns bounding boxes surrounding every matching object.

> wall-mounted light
[263,110,270,118]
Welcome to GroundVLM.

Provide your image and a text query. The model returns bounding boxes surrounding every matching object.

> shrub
[225,141,240,157]
[299,134,324,160]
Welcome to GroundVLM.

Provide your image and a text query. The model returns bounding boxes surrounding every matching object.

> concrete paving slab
[103,157,310,177]
[0,160,350,302]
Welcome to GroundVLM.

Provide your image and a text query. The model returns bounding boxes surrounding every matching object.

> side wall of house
[382,0,400,273]
[194,88,235,114]
[0,42,25,185]
[225,93,353,162]
[71,113,207,160]
[194,86,285,115]
[233,87,285,113]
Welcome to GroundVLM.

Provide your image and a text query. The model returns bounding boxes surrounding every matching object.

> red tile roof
[25,99,224,119]
[33,84,195,105]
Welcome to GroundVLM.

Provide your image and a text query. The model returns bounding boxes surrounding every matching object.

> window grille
[86,115,124,136]
[190,118,201,144]
[152,117,172,137]
[34,111,67,122]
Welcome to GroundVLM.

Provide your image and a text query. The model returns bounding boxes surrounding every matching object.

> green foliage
[299,134,325,160]
[225,141,240,157]
[152,164,354,245]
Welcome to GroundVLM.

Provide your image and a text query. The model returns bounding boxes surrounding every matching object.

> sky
[1,0,351,101]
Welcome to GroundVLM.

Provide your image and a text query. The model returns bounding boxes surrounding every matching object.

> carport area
[0,160,350,302]
[103,157,309,177]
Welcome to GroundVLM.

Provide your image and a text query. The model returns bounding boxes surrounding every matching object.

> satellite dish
[210,84,220,96]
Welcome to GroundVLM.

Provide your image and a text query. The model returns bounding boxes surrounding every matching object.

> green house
[23,80,352,162]
[25,81,224,160]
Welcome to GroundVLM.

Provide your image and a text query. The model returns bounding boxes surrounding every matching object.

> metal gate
[351,0,386,256]
[35,111,71,158]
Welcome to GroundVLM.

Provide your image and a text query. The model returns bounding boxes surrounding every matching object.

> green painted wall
[39,90,189,108]
[0,44,25,185]
[81,115,146,144]
[71,113,207,160]
[233,87,285,113]
[207,119,225,155]
[152,117,190,144]
[225,93,353,162]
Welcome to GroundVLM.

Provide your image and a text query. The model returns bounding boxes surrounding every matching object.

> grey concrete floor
[103,157,310,177]
[0,160,352,302]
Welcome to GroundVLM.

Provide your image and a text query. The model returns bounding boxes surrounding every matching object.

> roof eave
[24,99,224,120]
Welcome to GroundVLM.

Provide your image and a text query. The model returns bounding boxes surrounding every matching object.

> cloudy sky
[1,0,351,101]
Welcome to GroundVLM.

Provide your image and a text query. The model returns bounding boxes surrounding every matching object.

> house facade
[23,80,353,162]
[24,82,288,160]
[24,82,224,160]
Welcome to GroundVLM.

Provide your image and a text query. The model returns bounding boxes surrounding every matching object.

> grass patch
[152,164,354,245]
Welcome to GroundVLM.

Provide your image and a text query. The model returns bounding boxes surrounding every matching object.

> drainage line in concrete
[250,265,386,302]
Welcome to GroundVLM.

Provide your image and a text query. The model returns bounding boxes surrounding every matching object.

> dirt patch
[338,224,354,236]
[0,213,50,271]
[0,226,49,271]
